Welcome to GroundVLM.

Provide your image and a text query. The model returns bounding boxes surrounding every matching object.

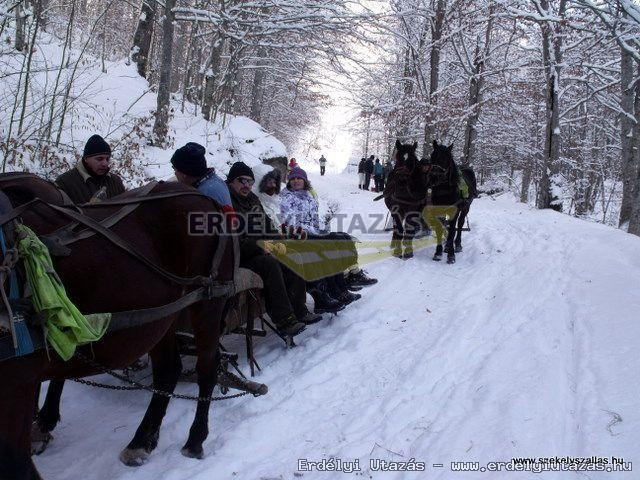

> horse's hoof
[119,448,149,467]
[181,446,204,459]
[433,254,442,261]
[402,252,414,259]
[454,244,462,253]
[447,254,456,264]
[31,432,53,456]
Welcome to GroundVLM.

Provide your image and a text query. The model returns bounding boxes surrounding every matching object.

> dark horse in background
[425,140,477,264]
[383,140,428,259]
[0,173,235,479]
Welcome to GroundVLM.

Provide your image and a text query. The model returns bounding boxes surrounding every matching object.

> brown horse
[0,173,235,479]
[383,140,428,259]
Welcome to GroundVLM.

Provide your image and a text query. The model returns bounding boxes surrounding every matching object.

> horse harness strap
[0,283,234,362]
[44,181,160,248]
[45,203,213,287]
[0,194,225,288]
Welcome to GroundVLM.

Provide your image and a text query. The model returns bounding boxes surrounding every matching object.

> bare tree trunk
[152,0,176,145]
[536,0,566,211]
[627,62,640,235]
[44,0,74,143]
[463,8,494,166]
[422,0,446,157]
[522,103,542,203]
[520,162,532,202]
[181,16,200,114]
[212,38,243,122]
[17,9,40,135]
[201,35,224,120]
[249,47,267,123]
[618,37,637,227]
[573,103,589,216]
[131,0,156,78]
[15,0,27,52]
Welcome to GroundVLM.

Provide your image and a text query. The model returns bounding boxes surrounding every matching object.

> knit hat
[227,161,254,183]
[288,166,307,181]
[170,142,208,177]
[83,135,111,159]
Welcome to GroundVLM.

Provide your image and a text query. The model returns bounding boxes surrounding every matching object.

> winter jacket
[194,168,232,207]
[357,159,366,173]
[229,189,281,260]
[55,161,125,204]
[319,156,327,166]
[364,158,374,174]
[373,162,384,176]
[280,188,321,235]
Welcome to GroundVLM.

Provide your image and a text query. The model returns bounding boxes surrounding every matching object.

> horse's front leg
[431,216,446,261]
[444,210,460,264]
[402,210,421,259]
[32,379,65,455]
[0,376,42,479]
[454,202,470,252]
[120,324,182,467]
[181,300,224,459]
[389,208,404,258]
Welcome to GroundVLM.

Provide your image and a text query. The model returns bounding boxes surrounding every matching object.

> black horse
[425,140,477,264]
[383,140,428,259]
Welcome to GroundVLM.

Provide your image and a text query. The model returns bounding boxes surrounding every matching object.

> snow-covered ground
[34,170,640,479]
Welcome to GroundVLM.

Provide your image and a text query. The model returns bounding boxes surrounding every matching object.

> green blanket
[16,225,110,361]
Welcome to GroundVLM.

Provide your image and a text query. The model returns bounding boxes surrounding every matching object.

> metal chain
[72,352,248,402]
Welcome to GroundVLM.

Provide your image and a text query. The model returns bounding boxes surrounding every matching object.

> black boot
[276,314,306,337]
[309,288,344,314]
[345,269,378,287]
[297,309,323,325]
[336,291,361,306]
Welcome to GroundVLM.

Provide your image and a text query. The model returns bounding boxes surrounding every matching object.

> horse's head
[393,140,419,171]
[427,140,456,186]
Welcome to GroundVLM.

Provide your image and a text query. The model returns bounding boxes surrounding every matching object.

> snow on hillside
[0,28,286,184]
[34,171,640,479]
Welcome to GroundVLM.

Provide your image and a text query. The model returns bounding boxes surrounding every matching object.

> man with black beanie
[171,142,232,211]
[226,161,319,337]
[55,134,126,204]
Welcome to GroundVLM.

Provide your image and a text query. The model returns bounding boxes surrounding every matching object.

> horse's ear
[412,142,418,150]
[433,140,438,149]
[447,144,453,153]
[395,139,402,149]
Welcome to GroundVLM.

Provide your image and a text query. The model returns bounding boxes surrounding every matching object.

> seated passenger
[171,142,233,212]
[279,167,376,310]
[226,162,320,335]
[55,134,125,203]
